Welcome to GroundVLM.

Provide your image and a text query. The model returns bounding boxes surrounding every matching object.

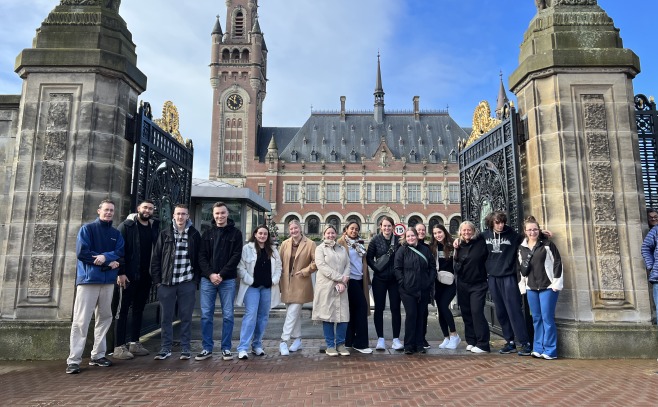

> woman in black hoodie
[453,221,490,353]
[394,228,436,354]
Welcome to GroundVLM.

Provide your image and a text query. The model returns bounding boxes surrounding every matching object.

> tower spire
[496,70,509,118]
[374,52,385,124]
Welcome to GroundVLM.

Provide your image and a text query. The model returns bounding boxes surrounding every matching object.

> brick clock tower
[209,0,266,186]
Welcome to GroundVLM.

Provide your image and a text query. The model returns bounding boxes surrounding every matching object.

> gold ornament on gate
[155,101,186,145]
[464,101,501,147]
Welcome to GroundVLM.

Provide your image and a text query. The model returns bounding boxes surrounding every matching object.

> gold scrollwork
[154,101,186,145]
[465,101,501,147]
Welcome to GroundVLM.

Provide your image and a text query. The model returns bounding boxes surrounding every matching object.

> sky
[1,1,656,178]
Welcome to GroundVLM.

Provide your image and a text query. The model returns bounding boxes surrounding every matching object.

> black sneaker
[89,357,113,367]
[65,363,80,374]
[180,350,191,360]
[404,348,414,355]
[154,350,171,360]
[423,340,431,349]
[195,349,213,360]
[222,349,233,360]
[499,342,517,354]
[518,343,532,356]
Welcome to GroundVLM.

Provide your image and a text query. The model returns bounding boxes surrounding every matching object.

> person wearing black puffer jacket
[453,221,490,353]
[366,216,403,351]
[394,228,436,354]
[197,202,244,361]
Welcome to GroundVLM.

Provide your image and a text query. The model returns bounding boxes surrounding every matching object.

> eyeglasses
[525,229,540,233]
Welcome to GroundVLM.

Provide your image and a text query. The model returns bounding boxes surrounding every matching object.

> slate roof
[260,110,467,164]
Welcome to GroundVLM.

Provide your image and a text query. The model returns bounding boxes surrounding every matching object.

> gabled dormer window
[409,149,417,163]
[350,148,358,162]
[291,150,298,162]
[330,148,338,162]
[429,148,438,164]
[310,149,318,162]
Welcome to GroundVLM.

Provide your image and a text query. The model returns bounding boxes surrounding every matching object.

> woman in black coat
[394,228,436,354]
[366,216,403,351]
[453,221,490,353]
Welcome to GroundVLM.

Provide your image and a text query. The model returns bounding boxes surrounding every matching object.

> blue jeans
[322,321,348,349]
[237,286,271,352]
[200,277,236,352]
[527,288,559,358]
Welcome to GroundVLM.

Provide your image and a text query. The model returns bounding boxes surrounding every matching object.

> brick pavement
[2,336,658,406]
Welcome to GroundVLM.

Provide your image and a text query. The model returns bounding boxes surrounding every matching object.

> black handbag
[374,238,395,271]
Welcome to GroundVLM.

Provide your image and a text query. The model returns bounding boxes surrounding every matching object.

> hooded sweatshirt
[482,225,523,278]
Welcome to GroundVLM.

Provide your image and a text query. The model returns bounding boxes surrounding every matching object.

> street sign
[394,223,406,237]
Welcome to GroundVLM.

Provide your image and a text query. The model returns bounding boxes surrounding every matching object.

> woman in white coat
[312,225,351,357]
[235,225,282,360]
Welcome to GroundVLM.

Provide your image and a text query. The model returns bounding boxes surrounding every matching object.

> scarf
[345,236,366,257]
[324,239,336,247]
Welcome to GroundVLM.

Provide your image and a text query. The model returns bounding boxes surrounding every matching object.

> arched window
[428,216,444,230]
[407,216,423,229]
[241,49,250,62]
[222,49,230,61]
[232,49,240,60]
[326,215,341,234]
[449,216,462,235]
[306,215,320,235]
[234,11,245,37]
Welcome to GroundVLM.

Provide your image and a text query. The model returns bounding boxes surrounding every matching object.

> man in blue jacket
[66,199,125,374]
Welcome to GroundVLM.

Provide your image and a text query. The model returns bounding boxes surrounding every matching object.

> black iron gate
[458,101,525,336]
[129,102,194,230]
[122,101,194,338]
[634,94,658,211]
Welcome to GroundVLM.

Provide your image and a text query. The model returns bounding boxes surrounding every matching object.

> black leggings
[371,277,401,338]
[435,280,457,337]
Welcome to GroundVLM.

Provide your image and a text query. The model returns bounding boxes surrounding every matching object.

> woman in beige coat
[278,220,317,356]
[312,225,351,357]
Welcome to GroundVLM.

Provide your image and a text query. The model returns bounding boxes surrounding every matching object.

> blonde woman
[313,225,351,356]
[278,220,317,356]
[453,221,490,353]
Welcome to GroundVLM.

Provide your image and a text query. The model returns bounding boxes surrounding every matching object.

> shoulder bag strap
[408,246,428,265]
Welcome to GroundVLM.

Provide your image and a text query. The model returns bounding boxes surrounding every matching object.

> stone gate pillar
[0,0,146,359]
[510,1,655,358]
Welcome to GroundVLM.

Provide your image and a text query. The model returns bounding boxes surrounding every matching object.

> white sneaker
[446,334,461,349]
[391,338,404,351]
[466,345,474,351]
[279,342,289,356]
[376,338,386,351]
[353,347,373,354]
[238,351,249,360]
[289,337,302,352]
[438,338,450,349]
[470,346,488,354]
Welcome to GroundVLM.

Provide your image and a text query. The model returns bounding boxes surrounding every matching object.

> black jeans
[345,279,370,349]
[400,290,429,351]
[435,280,457,337]
[371,276,401,338]
[111,272,152,346]
[457,280,490,351]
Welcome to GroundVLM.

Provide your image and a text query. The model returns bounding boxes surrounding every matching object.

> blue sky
[1,1,655,177]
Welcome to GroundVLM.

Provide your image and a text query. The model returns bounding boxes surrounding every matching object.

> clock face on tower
[226,94,243,110]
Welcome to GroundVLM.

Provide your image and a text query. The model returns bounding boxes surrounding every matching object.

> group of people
[65,198,564,374]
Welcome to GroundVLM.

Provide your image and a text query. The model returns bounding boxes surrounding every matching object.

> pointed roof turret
[374,52,384,98]
[374,52,385,124]
[252,16,262,34]
[267,134,278,151]
[212,15,223,36]
[496,71,509,118]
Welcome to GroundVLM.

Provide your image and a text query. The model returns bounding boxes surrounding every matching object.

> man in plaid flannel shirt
[150,204,201,360]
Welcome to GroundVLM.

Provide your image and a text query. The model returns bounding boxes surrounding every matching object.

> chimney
[413,96,420,121]
[340,96,346,122]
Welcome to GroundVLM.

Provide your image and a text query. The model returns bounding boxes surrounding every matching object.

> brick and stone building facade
[208,0,468,237]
